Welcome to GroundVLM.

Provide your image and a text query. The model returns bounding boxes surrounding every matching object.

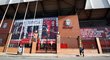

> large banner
[11,18,58,44]
[11,19,43,40]
[81,27,110,40]
[42,18,58,39]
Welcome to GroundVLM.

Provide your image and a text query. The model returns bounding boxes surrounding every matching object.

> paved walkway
[0,52,110,57]
[0,56,110,60]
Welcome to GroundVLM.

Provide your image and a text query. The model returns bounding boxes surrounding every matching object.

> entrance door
[36,18,58,53]
[36,22,57,53]
[36,39,57,53]
[100,40,110,53]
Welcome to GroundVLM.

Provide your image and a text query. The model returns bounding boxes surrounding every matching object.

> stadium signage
[63,19,73,29]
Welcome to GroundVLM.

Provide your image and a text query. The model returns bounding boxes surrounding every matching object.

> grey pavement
[0,52,110,60]
[0,55,110,60]
[0,52,110,57]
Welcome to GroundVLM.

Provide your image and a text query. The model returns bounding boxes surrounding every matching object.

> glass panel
[0,0,10,5]
[9,0,22,4]
[24,0,39,2]
[91,0,110,8]
[85,0,110,9]
[0,0,41,5]
[108,0,110,5]
[85,0,92,9]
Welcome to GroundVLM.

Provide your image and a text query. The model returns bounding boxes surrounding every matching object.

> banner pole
[3,3,20,53]
[18,2,30,45]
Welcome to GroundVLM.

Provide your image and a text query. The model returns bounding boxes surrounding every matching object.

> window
[0,38,3,44]
[0,38,3,46]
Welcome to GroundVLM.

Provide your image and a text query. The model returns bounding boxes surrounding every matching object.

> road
[0,56,110,60]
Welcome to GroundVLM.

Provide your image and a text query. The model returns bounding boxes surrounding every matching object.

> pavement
[1,52,110,60]
[0,52,110,57]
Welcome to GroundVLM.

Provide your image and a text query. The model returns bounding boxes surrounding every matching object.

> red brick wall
[7,48,18,53]
[0,34,8,46]
[0,47,4,52]
[7,47,30,53]
[0,20,12,46]
[58,15,80,48]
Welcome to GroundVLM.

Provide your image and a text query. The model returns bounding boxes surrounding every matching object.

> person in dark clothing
[80,47,84,57]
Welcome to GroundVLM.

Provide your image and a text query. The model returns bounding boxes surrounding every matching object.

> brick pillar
[96,37,102,54]
[57,34,60,54]
[3,33,12,53]
[77,36,82,48]
[31,42,36,53]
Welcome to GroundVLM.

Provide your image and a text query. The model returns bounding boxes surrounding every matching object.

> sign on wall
[63,19,73,29]
[81,27,110,40]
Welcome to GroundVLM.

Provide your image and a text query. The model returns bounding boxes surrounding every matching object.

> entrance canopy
[0,0,110,20]
[0,0,42,5]
[85,0,110,9]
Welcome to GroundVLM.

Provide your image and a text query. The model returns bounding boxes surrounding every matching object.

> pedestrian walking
[17,45,23,55]
[80,47,84,57]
